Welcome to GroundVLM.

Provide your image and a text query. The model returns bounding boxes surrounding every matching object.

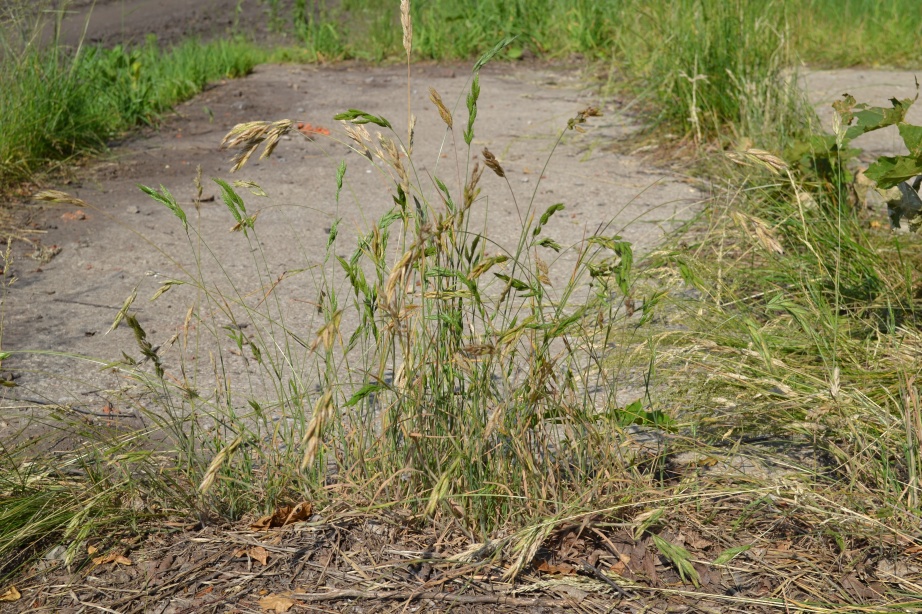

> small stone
[126,205,140,214]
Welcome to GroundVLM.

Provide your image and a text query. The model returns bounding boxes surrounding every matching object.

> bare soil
[2,2,922,612]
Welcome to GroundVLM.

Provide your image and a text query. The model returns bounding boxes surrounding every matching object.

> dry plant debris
[3,487,920,613]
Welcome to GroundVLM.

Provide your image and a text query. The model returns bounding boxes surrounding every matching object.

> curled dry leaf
[258,593,296,613]
[92,553,132,566]
[251,501,313,530]
[0,586,20,602]
[247,546,269,566]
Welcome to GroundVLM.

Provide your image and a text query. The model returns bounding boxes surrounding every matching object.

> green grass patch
[0,34,263,189]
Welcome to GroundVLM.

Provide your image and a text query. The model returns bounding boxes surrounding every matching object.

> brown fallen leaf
[258,593,296,613]
[247,546,269,566]
[195,586,214,598]
[92,553,132,566]
[251,501,313,530]
[0,586,20,602]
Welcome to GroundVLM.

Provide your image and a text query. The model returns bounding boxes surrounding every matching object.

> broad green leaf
[900,123,922,157]
[865,155,922,189]
[841,97,914,141]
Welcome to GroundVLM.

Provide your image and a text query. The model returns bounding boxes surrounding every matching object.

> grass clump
[135,62,632,536]
[649,120,922,514]
[0,6,263,190]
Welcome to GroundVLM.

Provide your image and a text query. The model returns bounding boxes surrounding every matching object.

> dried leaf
[92,553,132,566]
[258,594,296,613]
[0,586,20,602]
[251,502,313,530]
[195,586,214,598]
[248,546,269,566]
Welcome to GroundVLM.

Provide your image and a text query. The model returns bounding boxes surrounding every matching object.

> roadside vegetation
[2,0,921,192]
[0,3,263,190]
[2,0,922,610]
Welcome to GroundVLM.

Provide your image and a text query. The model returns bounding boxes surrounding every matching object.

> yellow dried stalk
[463,162,484,211]
[401,0,413,149]
[732,211,785,255]
[378,134,409,189]
[726,148,788,175]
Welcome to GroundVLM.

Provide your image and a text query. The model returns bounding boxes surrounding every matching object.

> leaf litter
[4,485,921,613]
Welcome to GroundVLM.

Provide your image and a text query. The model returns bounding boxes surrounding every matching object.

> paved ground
[2,60,702,409]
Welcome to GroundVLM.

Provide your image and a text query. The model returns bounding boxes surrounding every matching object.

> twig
[580,561,632,600]
[290,589,562,607]
[0,395,137,418]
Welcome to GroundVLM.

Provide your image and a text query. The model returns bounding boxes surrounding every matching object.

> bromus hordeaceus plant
[114,2,641,566]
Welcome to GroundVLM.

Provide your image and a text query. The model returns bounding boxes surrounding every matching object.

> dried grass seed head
[222,119,293,172]
[567,106,602,132]
[33,190,89,208]
[482,147,505,178]
[429,87,453,129]
[400,0,412,56]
